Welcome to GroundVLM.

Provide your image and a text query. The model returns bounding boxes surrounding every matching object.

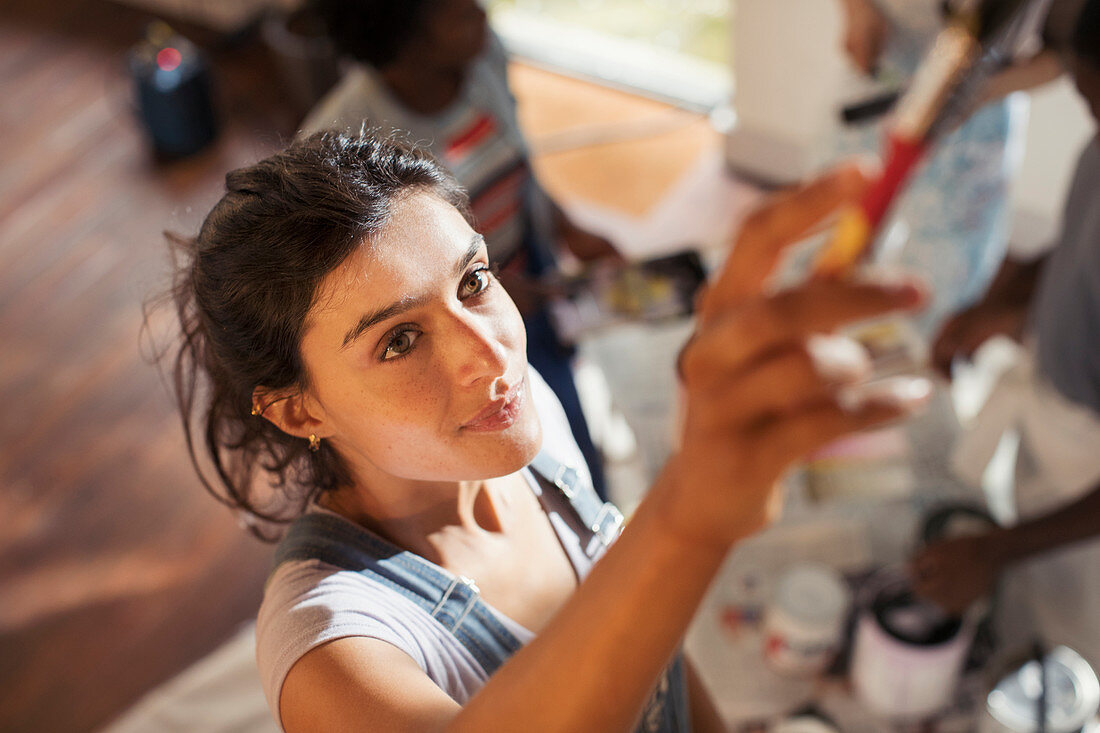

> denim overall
[273,451,690,732]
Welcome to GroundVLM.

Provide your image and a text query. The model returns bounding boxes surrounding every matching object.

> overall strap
[273,460,687,731]
[273,513,522,676]
[527,451,624,558]
[528,452,690,733]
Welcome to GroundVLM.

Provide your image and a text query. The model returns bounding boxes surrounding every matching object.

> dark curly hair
[164,131,467,539]
[312,0,437,68]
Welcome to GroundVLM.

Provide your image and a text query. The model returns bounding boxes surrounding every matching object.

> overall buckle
[591,503,624,546]
[432,575,481,632]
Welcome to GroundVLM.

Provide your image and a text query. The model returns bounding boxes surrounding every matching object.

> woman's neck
[318,470,518,561]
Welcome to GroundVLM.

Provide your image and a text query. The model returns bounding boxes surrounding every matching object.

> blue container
[129,24,217,157]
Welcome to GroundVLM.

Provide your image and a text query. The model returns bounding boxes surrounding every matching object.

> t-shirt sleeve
[255,559,429,728]
[298,67,385,139]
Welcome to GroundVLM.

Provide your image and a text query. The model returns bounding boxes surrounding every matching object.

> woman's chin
[450,383,544,480]
[492,378,543,470]
[494,413,543,476]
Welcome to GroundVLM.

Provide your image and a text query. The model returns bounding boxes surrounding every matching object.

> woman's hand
[839,0,890,75]
[663,165,929,549]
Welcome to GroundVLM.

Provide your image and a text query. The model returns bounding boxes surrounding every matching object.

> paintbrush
[813,0,1054,278]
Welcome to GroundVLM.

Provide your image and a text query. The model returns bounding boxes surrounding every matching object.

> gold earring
[251,403,262,416]
[308,434,321,452]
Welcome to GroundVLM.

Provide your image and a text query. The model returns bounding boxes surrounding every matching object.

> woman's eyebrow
[340,234,487,350]
[453,234,485,276]
[340,295,427,350]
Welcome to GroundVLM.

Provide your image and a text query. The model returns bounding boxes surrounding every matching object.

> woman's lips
[461,380,525,432]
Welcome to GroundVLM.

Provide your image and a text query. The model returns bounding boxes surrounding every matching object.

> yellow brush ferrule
[814,209,871,278]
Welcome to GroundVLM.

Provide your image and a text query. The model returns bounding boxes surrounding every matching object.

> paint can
[771,711,841,733]
[980,646,1100,733]
[762,563,850,676]
[850,568,974,720]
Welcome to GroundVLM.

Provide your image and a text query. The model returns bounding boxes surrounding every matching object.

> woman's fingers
[703,165,870,313]
[680,277,924,386]
[745,382,930,478]
[693,337,869,431]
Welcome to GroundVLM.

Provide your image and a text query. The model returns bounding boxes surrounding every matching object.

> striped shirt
[299,32,551,269]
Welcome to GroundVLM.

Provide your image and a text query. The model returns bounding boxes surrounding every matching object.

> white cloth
[255,367,596,729]
[951,343,1100,667]
[952,343,1100,511]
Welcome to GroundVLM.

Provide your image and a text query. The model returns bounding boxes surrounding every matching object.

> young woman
[168,131,928,732]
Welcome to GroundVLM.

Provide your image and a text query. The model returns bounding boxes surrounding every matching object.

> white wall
[725,0,848,183]
[1010,78,1094,254]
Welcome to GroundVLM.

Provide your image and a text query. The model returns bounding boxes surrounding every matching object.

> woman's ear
[252,386,328,440]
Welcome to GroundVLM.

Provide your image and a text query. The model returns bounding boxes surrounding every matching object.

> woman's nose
[446,311,509,386]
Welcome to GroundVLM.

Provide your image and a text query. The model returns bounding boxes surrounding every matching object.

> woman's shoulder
[255,555,489,720]
[257,509,468,664]
[256,557,431,675]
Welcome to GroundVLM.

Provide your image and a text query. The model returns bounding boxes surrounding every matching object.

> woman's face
[298,191,541,485]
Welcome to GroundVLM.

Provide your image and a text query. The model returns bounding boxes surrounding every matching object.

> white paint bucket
[980,646,1100,733]
[850,569,974,720]
[771,715,842,733]
[763,563,850,676]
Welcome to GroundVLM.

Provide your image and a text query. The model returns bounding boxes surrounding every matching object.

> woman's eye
[459,268,492,299]
[381,329,420,361]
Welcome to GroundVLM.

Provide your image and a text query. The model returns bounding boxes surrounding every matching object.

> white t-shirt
[255,368,600,729]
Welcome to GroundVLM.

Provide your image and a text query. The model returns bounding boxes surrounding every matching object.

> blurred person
[164,130,929,732]
[912,0,1100,667]
[299,0,618,499]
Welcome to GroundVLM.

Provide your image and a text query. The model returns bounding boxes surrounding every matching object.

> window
[488,0,732,110]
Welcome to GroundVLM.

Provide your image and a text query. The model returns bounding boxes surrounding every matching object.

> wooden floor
[0,2,718,731]
[0,2,300,730]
